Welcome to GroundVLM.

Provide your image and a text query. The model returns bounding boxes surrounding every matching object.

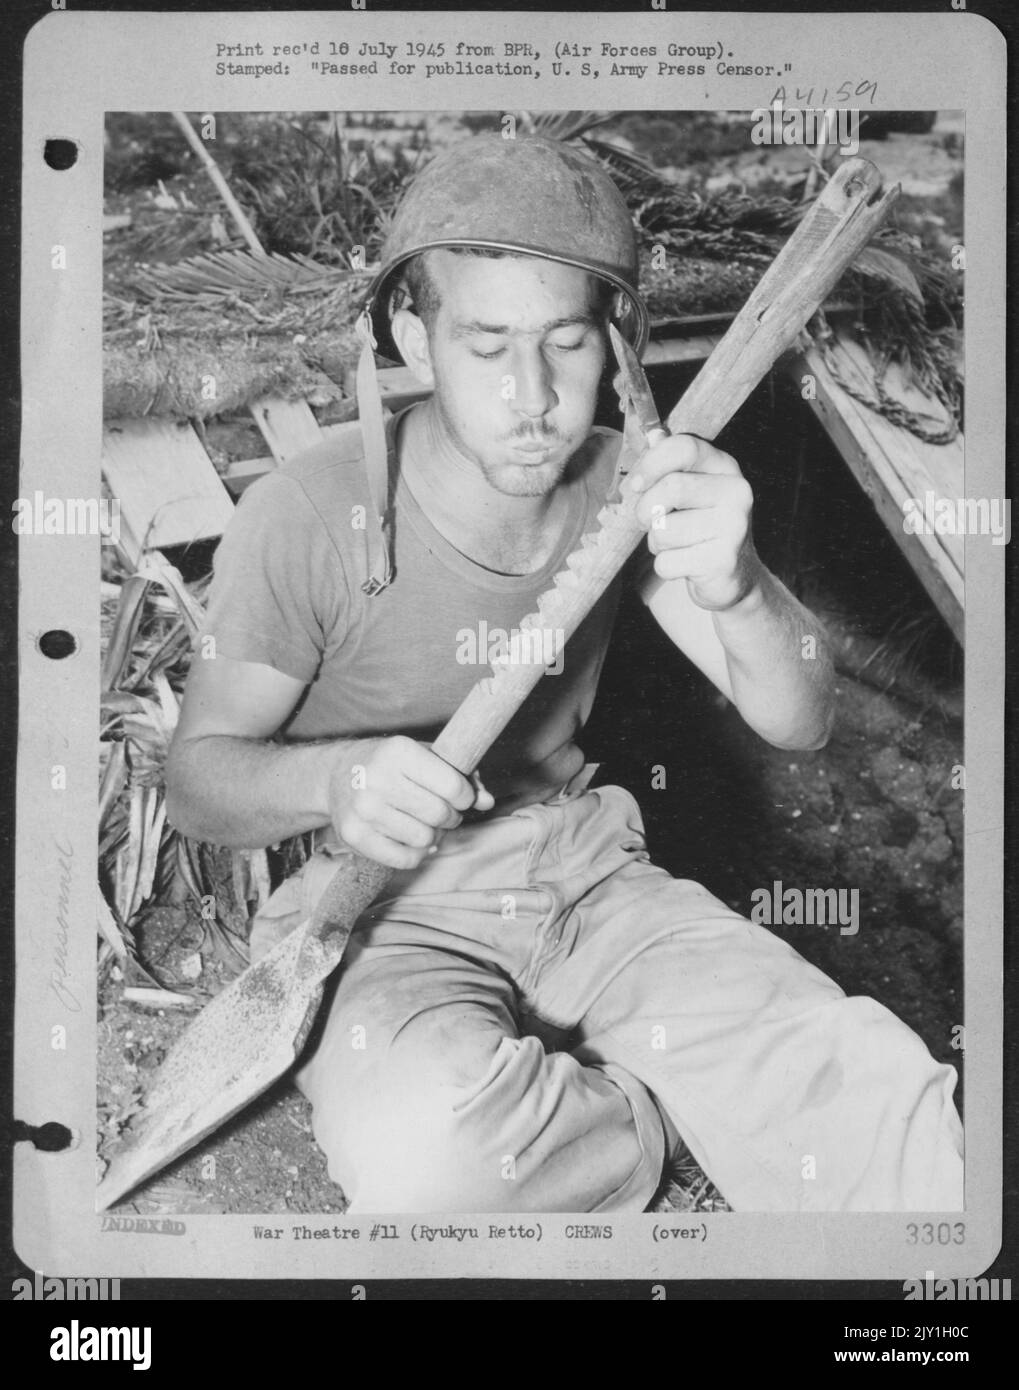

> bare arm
[641,557,835,750]
[632,434,835,751]
[164,652,490,866]
[164,653,362,848]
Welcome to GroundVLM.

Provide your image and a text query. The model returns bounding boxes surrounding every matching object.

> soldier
[166,135,963,1212]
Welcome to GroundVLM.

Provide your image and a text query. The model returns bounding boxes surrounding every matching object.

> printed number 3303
[907,1222,966,1245]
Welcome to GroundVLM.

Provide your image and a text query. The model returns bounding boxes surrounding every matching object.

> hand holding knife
[610,323,761,612]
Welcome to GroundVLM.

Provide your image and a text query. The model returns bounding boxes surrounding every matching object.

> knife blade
[609,323,669,450]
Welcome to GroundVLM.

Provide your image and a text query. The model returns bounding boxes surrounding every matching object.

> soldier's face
[421,251,607,497]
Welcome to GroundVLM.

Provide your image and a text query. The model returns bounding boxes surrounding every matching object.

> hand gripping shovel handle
[304,158,899,962]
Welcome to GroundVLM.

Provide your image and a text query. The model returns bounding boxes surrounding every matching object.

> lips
[510,436,559,457]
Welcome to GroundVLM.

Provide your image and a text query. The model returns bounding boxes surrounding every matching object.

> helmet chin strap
[354,307,394,596]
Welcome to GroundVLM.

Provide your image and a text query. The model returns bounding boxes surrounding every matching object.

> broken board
[247,395,323,467]
[788,332,964,645]
[101,417,236,567]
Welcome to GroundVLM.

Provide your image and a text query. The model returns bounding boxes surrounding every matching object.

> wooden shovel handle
[307,158,898,948]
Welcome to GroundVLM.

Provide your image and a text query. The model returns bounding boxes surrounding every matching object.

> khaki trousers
[250,784,964,1213]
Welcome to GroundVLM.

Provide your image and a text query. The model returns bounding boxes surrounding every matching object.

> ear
[390,307,435,387]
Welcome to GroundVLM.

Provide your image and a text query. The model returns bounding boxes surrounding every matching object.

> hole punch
[37,629,77,660]
[44,139,78,171]
[12,1120,74,1151]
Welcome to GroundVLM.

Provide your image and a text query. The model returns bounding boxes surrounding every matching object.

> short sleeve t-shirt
[202,408,626,809]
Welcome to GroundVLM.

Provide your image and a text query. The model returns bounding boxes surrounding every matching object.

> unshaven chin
[431,393,581,499]
[479,452,573,498]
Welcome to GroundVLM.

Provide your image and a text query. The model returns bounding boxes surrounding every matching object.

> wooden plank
[342,364,432,413]
[788,334,964,644]
[221,418,392,497]
[820,337,962,568]
[642,334,721,367]
[222,457,275,496]
[249,395,323,466]
[102,418,237,566]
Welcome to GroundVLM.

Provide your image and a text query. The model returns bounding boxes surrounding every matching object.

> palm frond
[134,248,365,301]
[98,884,130,961]
[531,110,615,143]
[101,575,150,690]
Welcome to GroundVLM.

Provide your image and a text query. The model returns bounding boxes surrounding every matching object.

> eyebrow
[450,314,598,340]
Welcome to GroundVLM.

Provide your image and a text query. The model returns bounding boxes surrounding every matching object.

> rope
[813,316,961,446]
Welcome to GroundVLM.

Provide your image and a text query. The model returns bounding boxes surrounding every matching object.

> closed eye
[548,325,597,352]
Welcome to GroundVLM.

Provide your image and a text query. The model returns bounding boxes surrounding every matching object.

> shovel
[96,157,898,1210]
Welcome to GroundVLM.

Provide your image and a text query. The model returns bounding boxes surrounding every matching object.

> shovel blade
[96,845,393,1211]
[95,922,331,1211]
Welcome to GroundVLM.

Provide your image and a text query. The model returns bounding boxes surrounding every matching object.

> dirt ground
[98,112,964,1218]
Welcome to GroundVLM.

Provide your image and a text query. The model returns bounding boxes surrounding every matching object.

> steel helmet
[353,133,648,596]
[363,133,649,358]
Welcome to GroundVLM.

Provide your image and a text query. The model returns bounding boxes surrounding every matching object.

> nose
[510,343,558,421]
